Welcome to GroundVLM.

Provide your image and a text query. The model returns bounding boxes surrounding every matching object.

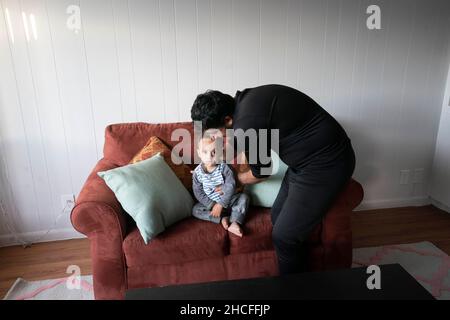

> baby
[192,136,249,237]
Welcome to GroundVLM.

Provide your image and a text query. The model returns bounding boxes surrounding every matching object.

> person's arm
[236,161,267,185]
[192,172,215,210]
[233,125,273,182]
[234,149,269,185]
[217,164,236,208]
[244,134,273,180]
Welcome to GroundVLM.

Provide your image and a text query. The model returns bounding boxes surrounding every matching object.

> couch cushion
[229,207,273,254]
[229,206,322,255]
[123,216,228,267]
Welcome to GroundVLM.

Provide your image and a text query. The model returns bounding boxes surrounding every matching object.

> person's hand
[237,170,265,185]
[210,203,223,217]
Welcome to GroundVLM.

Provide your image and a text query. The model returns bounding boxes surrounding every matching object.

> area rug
[3,275,94,300]
[3,241,449,300]
[352,241,450,300]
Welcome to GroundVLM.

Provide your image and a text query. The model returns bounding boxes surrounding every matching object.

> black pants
[271,140,356,275]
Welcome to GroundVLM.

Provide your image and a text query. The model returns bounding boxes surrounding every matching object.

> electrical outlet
[399,170,410,185]
[61,194,75,211]
[413,168,424,184]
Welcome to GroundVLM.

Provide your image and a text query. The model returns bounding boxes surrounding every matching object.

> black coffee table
[125,264,434,300]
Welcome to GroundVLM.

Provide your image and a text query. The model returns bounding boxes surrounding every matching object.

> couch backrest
[103,122,195,167]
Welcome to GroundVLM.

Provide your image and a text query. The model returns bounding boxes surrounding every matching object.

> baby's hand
[214,185,224,195]
[210,203,223,217]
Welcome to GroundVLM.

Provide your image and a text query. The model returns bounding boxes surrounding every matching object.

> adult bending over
[191,84,356,275]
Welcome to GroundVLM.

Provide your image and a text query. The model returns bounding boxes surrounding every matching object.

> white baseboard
[355,196,431,211]
[0,228,86,247]
[429,197,450,213]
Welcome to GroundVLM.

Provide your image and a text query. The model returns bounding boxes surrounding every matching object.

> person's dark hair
[191,90,235,130]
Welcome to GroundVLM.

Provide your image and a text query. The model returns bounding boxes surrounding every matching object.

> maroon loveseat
[71,122,364,299]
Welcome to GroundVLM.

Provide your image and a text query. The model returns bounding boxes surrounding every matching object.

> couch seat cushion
[229,206,273,254]
[123,217,228,267]
[229,206,322,255]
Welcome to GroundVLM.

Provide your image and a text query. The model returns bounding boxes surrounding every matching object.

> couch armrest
[71,158,127,236]
[346,179,364,209]
[70,158,127,299]
[317,179,364,270]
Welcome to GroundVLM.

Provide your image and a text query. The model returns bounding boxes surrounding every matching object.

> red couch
[71,122,364,300]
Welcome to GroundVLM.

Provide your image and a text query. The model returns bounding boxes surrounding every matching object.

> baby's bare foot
[228,222,243,237]
[221,217,230,230]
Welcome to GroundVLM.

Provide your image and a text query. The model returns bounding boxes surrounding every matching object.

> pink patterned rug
[3,275,94,300]
[352,241,450,300]
[3,241,449,300]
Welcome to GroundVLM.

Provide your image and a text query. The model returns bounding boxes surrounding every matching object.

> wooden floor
[1,204,449,298]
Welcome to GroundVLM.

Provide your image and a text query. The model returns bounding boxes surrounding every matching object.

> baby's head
[197,132,223,166]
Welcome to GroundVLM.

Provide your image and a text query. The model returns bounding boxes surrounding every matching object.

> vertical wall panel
[332,0,362,124]
[297,0,328,102]
[45,0,98,196]
[284,0,302,89]
[0,2,39,233]
[81,0,123,153]
[259,0,288,86]
[21,0,75,229]
[0,0,39,234]
[353,0,391,200]
[128,0,165,122]
[394,1,441,198]
[430,9,450,208]
[376,0,417,199]
[195,0,213,93]
[232,0,260,90]
[1,0,53,231]
[320,0,342,113]
[174,0,199,121]
[0,136,12,235]
[112,0,138,122]
[210,0,232,93]
[159,0,180,122]
[426,0,450,201]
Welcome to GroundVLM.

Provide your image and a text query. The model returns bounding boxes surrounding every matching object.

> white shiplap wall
[0,0,449,245]
[430,59,450,212]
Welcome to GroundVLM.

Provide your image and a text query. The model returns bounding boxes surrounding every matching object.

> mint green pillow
[97,153,194,244]
[244,151,289,208]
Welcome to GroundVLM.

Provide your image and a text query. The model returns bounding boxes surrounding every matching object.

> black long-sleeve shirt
[232,84,350,178]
